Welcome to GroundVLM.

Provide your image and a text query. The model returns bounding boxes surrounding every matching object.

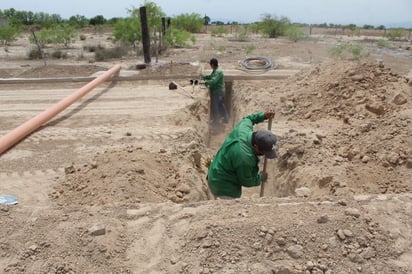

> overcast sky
[1,0,411,27]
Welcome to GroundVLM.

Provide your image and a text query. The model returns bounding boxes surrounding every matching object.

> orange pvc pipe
[0,64,121,155]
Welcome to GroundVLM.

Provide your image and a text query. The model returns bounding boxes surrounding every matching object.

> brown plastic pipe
[0,64,121,155]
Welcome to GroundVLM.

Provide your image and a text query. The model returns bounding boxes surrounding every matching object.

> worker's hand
[261,172,268,182]
[264,109,275,120]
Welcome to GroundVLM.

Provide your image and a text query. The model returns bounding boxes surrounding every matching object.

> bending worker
[207,110,277,199]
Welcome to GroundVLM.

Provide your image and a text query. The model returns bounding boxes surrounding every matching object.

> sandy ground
[0,31,411,273]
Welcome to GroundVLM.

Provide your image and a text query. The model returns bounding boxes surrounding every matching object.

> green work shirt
[203,67,225,95]
[207,112,267,198]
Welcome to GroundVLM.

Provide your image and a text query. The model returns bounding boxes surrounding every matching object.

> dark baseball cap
[255,130,277,159]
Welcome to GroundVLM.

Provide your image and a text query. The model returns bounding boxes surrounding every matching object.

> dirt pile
[231,61,411,198]
[50,99,211,206]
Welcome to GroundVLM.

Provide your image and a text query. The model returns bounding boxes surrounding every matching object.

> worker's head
[209,58,218,68]
[252,130,277,159]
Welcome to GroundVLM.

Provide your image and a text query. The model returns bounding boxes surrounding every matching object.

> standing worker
[207,110,277,199]
[202,58,230,126]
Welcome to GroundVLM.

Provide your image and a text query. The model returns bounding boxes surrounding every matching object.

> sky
[1,0,411,27]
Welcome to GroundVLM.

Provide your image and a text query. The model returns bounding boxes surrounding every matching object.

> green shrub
[94,46,128,61]
[285,24,306,42]
[211,26,228,37]
[243,44,256,54]
[29,24,77,48]
[0,25,21,46]
[386,28,405,41]
[83,44,104,52]
[112,17,141,47]
[79,34,87,41]
[329,43,369,61]
[28,48,43,59]
[51,50,67,59]
[258,14,290,38]
[376,39,390,48]
[164,29,196,48]
[172,13,204,33]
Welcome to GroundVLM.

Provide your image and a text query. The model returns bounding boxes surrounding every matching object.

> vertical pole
[161,17,166,37]
[139,6,151,64]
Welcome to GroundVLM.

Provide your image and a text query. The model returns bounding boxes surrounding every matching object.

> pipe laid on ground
[0,64,121,155]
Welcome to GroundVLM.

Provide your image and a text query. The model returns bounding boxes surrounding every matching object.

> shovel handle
[260,116,273,197]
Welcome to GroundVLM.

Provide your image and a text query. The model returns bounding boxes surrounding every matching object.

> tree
[172,13,204,33]
[89,15,106,26]
[68,15,89,28]
[29,24,77,48]
[258,14,290,38]
[203,15,210,25]
[113,17,141,47]
[128,1,165,34]
[0,24,21,46]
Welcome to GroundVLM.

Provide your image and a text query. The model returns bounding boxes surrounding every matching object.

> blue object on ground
[0,195,18,205]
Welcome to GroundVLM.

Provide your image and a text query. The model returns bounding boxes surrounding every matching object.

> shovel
[169,81,194,98]
[260,116,273,197]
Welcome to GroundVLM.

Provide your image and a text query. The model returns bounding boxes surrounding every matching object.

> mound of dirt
[50,99,211,206]
[16,64,108,78]
[232,61,411,198]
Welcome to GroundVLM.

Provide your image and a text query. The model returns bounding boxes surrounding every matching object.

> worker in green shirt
[202,58,229,126]
[207,111,277,199]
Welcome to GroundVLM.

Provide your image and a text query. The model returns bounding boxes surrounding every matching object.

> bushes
[329,43,369,61]
[164,29,196,48]
[29,24,77,48]
[94,46,128,61]
[211,26,228,37]
[172,13,204,33]
[386,28,405,41]
[258,15,290,38]
[0,24,21,46]
[285,24,307,42]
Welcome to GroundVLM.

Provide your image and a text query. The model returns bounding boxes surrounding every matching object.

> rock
[317,215,329,224]
[386,152,399,165]
[406,159,412,169]
[295,187,311,197]
[361,247,376,259]
[318,176,333,188]
[64,164,75,174]
[176,183,191,194]
[287,245,304,259]
[337,229,346,240]
[276,237,286,246]
[392,94,407,105]
[361,155,370,163]
[344,208,361,218]
[306,261,314,270]
[408,79,412,87]
[343,229,353,237]
[365,103,385,115]
[88,224,106,236]
[351,74,365,81]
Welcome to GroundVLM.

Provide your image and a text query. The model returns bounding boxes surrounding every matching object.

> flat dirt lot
[0,30,412,273]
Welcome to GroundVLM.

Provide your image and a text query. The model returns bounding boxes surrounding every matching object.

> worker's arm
[204,70,223,87]
[241,112,266,125]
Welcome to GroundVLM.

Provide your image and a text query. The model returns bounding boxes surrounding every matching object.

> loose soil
[0,31,411,273]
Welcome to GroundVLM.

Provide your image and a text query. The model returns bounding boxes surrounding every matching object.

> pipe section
[0,64,121,155]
